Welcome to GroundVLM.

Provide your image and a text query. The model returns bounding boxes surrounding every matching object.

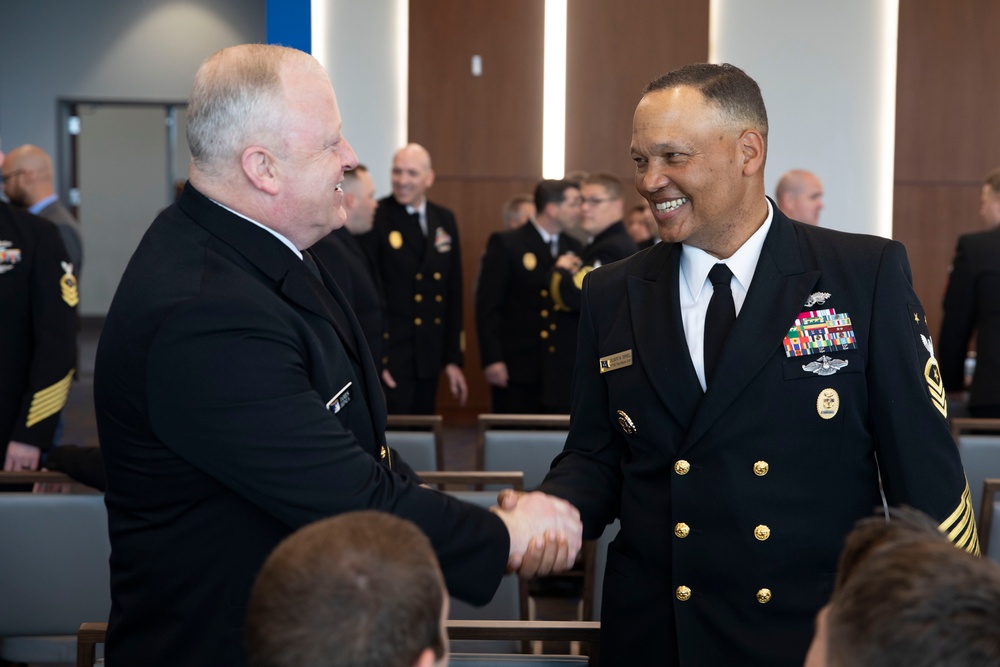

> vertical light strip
[877,0,899,238]
[542,0,567,178]
[395,0,409,147]
[310,0,329,68]
[708,0,721,63]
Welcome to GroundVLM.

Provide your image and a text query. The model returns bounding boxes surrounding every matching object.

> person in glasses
[549,171,639,314]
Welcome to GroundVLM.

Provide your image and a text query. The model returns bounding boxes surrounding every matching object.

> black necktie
[704,263,735,386]
[410,210,425,237]
[302,249,322,280]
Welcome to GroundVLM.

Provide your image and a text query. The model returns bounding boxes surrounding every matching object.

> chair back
[979,479,1000,563]
[0,493,110,637]
[447,490,525,653]
[589,519,621,621]
[477,415,570,490]
[387,414,444,471]
[949,419,1000,514]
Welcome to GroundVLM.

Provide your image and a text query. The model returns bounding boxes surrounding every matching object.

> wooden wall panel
[894,0,1000,340]
[565,0,709,201]
[409,0,545,179]
[893,183,983,335]
[408,0,708,423]
[409,0,545,422]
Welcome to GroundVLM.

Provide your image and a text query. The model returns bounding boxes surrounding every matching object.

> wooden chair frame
[78,620,601,667]
[418,470,525,492]
[948,417,1000,442]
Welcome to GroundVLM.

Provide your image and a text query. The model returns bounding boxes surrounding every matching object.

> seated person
[805,506,1000,667]
[246,510,449,667]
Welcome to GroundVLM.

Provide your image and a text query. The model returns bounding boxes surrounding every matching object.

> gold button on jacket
[753,460,769,476]
[756,588,772,604]
[674,460,691,475]
[675,585,692,601]
[674,522,690,538]
[754,525,771,541]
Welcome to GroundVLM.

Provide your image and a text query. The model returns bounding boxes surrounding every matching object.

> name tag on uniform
[599,350,633,373]
[326,382,352,413]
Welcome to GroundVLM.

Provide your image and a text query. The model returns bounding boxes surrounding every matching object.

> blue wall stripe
[266,0,311,53]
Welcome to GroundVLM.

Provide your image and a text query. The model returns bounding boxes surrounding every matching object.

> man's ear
[412,647,436,667]
[425,167,436,190]
[739,129,765,177]
[241,146,280,195]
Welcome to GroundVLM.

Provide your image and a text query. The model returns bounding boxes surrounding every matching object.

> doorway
[59,100,189,317]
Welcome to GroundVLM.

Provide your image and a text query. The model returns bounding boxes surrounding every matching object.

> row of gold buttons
[673,459,773,604]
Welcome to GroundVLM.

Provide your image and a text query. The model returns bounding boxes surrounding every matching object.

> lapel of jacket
[391,199,426,262]
[680,208,821,452]
[626,242,703,429]
[180,185,364,364]
[523,223,554,270]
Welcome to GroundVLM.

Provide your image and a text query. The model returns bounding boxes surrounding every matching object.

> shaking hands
[491,489,583,578]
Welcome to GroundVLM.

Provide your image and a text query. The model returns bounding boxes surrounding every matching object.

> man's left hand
[445,364,468,406]
[4,441,41,471]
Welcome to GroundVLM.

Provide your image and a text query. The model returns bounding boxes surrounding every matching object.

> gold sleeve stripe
[26,370,74,428]
[938,480,980,555]
[572,265,594,290]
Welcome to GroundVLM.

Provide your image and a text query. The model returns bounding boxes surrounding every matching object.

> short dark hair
[824,507,1000,667]
[644,63,769,146]
[246,511,446,667]
[534,179,579,213]
[582,172,624,199]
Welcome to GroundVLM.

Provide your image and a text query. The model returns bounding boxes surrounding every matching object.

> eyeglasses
[0,169,22,183]
[582,197,616,206]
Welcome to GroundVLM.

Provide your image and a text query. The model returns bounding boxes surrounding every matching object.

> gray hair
[186,44,324,177]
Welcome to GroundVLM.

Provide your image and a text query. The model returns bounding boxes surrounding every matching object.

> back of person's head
[502,193,535,230]
[534,179,579,214]
[246,510,448,667]
[985,167,1000,196]
[808,507,1000,667]
[643,63,769,152]
[187,44,324,180]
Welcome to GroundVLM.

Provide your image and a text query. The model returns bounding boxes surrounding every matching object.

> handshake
[491,489,583,577]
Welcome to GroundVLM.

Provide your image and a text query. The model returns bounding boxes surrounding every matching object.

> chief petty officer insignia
[60,261,79,307]
[908,303,947,418]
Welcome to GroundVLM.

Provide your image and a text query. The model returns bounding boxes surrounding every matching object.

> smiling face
[631,86,766,258]
[391,144,434,207]
[271,64,358,248]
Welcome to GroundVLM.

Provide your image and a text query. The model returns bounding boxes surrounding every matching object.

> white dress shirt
[679,199,774,390]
